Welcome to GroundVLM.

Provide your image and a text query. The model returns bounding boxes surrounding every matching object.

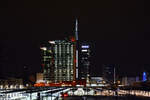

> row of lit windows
[54,77,73,79]
[54,60,73,63]
[54,51,74,54]
[54,74,74,77]
[54,61,73,63]
[54,65,74,67]
[54,46,73,50]
[54,70,73,72]
[55,53,73,56]
[54,42,73,45]
[54,57,73,60]
[54,60,73,64]
[43,56,52,58]
[54,44,74,47]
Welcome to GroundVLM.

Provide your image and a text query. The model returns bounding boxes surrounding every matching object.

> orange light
[62,93,68,97]
[70,36,76,42]
[64,94,68,97]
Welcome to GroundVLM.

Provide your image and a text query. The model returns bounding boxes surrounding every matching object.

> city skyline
[0,0,150,78]
[1,1,150,99]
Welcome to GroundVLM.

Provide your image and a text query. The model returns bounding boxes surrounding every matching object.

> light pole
[114,66,116,84]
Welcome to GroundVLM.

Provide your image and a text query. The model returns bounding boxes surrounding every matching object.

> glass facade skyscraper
[40,40,76,83]
[78,42,91,81]
[39,19,93,86]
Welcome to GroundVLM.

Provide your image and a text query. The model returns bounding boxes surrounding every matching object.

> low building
[36,73,44,83]
[0,78,24,89]
[89,77,106,87]
[121,76,140,86]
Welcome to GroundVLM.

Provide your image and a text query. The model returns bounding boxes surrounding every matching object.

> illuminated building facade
[39,19,93,86]
[36,73,44,83]
[78,42,91,80]
[41,40,76,83]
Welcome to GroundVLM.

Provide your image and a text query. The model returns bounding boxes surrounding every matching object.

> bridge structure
[0,86,150,100]
[0,87,70,100]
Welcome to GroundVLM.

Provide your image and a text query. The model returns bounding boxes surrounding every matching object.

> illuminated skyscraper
[40,19,93,85]
[40,19,79,84]
[78,42,91,80]
[41,40,76,83]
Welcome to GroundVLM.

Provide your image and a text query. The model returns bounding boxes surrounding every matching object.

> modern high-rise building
[78,42,91,81]
[39,19,93,86]
[40,40,76,83]
[102,64,117,84]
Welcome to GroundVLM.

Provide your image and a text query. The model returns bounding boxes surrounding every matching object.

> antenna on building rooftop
[75,19,78,41]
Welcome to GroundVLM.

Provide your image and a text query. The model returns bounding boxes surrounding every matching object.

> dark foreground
[62,96,150,100]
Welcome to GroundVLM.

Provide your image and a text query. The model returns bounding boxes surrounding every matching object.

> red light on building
[70,36,76,42]
[74,59,76,63]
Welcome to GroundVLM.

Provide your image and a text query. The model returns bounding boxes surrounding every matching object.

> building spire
[75,19,78,40]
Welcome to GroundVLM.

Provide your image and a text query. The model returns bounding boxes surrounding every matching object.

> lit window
[81,45,89,48]
[82,49,88,52]
[48,41,55,44]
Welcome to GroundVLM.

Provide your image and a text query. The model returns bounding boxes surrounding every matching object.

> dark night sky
[0,0,150,77]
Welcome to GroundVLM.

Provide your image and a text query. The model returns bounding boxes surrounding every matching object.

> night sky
[0,1,150,78]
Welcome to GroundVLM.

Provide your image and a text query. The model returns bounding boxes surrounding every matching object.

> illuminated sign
[81,49,88,52]
[81,45,89,48]
[143,72,147,82]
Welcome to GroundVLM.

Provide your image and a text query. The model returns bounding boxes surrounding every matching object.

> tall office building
[41,40,76,83]
[78,42,91,81]
[102,64,116,84]
[40,19,93,86]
